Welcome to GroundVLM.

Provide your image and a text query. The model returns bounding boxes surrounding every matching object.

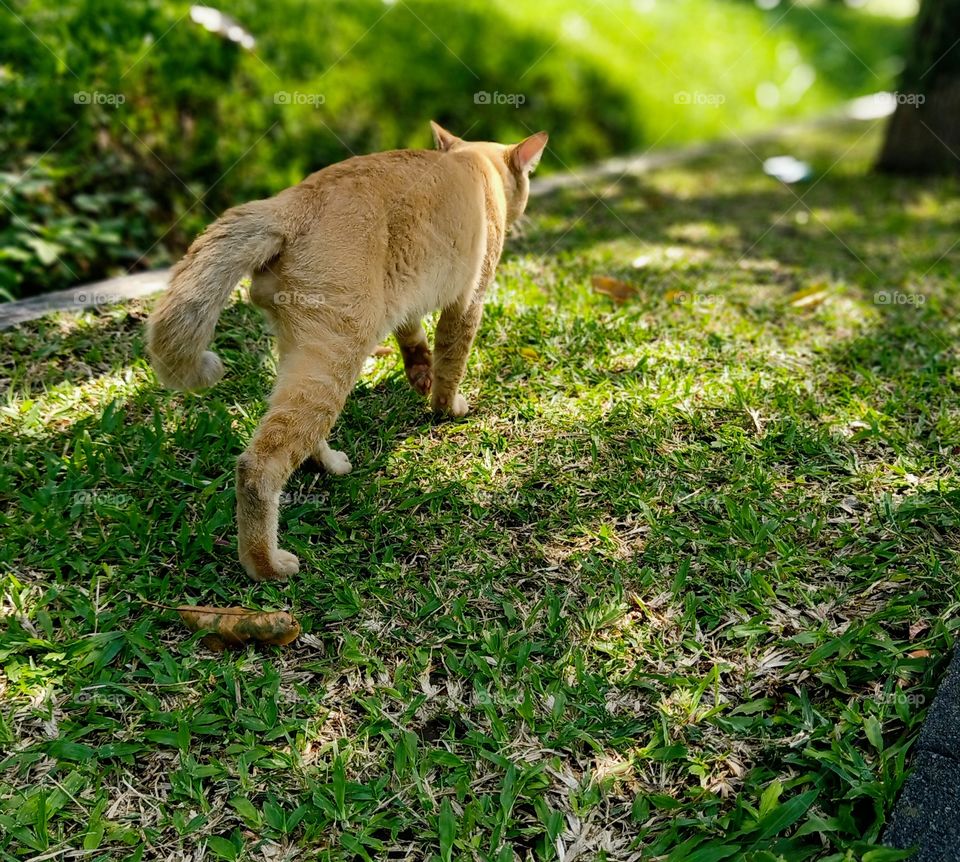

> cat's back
[266,146,493,320]
[299,149,451,205]
[278,148,484,230]
[271,147,490,306]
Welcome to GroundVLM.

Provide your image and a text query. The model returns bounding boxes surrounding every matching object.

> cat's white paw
[272,549,301,575]
[433,392,470,417]
[241,548,300,582]
[448,393,470,417]
[319,447,353,475]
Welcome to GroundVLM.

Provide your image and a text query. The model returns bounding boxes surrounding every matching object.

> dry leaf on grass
[175,605,301,651]
[788,283,830,309]
[372,345,394,357]
[591,275,638,304]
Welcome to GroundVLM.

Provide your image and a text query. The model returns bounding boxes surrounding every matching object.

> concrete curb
[0,94,895,332]
[884,644,960,860]
[0,270,171,331]
[528,98,890,197]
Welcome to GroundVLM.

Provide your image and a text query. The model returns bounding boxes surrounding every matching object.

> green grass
[2,116,959,860]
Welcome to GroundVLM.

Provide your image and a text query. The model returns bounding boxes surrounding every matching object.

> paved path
[885,644,960,860]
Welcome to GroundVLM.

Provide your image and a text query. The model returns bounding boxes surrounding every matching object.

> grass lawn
[2,116,960,861]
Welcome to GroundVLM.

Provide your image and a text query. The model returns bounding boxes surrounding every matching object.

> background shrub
[0,0,910,299]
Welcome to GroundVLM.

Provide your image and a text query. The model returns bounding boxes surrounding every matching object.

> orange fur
[146,123,548,581]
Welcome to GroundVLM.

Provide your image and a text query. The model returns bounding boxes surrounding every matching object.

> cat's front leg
[395,318,433,395]
[312,440,352,475]
[431,294,484,418]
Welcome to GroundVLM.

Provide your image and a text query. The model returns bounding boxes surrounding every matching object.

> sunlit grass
[1,116,959,860]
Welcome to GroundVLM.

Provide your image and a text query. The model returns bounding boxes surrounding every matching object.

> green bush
[0,0,909,299]
[0,158,156,301]
[0,0,254,298]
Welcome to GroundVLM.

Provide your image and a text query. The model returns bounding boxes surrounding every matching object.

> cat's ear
[430,121,461,152]
[510,131,549,175]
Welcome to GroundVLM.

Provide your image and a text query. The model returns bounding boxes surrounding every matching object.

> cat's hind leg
[236,332,370,581]
[394,318,432,396]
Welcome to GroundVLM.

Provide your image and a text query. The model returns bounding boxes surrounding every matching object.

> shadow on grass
[3,119,960,857]
[520,123,960,375]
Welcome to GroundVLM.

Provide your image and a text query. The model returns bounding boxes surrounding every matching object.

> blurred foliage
[0,160,156,301]
[0,0,910,299]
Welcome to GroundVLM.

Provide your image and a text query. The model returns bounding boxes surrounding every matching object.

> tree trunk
[877,0,960,174]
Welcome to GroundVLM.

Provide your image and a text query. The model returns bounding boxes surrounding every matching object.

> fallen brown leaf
[176,605,301,651]
[592,275,638,304]
[788,283,830,309]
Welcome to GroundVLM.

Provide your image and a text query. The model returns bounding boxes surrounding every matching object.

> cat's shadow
[294,372,440,478]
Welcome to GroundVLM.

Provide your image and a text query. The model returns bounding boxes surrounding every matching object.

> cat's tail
[146,200,284,391]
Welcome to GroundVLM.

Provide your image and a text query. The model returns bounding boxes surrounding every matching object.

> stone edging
[0,270,171,331]
[0,97,894,332]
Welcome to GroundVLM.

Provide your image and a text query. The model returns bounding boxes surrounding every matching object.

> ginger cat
[147,122,548,582]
